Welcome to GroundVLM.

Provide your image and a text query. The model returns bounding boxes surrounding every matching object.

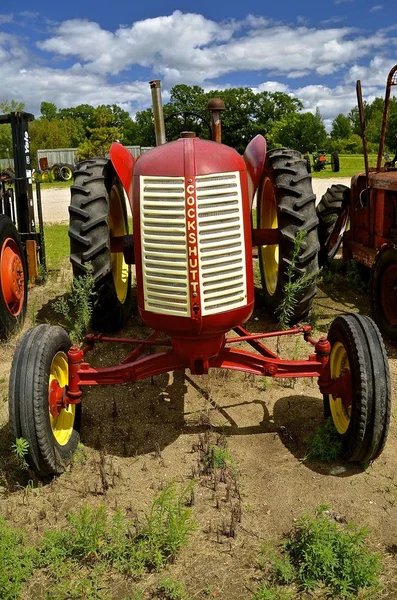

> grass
[304,418,343,462]
[0,516,37,600]
[253,506,381,599]
[43,223,69,271]
[311,153,378,178]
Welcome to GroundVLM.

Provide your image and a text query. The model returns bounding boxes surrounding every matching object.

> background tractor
[8,81,391,478]
[317,64,397,342]
[0,112,45,339]
[304,148,340,173]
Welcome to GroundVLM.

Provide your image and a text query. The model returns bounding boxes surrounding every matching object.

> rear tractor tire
[69,158,133,332]
[257,148,320,325]
[324,314,390,462]
[331,151,340,172]
[0,215,28,339]
[317,184,350,266]
[9,324,81,477]
[370,245,397,343]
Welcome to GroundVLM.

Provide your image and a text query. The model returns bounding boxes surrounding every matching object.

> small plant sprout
[12,437,29,461]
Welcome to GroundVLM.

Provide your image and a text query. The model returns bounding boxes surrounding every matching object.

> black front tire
[324,314,390,462]
[69,158,133,332]
[317,184,350,266]
[0,215,28,339]
[257,148,320,324]
[370,245,397,342]
[331,151,340,172]
[9,324,81,477]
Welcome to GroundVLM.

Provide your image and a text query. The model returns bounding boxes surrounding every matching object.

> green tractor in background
[304,148,340,173]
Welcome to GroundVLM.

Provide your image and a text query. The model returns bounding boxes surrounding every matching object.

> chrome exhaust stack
[149,80,166,146]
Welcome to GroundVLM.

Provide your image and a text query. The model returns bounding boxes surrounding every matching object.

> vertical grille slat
[141,176,190,316]
[196,172,247,315]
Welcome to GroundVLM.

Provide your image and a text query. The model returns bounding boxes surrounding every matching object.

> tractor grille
[140,172,247,317]
[196,172,247,316]
[141,176,190,316]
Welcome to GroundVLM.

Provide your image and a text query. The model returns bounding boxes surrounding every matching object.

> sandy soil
[36,178,352,223]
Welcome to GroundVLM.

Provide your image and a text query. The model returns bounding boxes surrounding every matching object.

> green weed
[53,266,96,343]
[155,577,186,599]
[12,437,29,461]
[0,516,37,600]
[204,441,233,470]
[304,418,342,462]
[277,231,321,329]
[254,507,381,598]
[39,481,196,576]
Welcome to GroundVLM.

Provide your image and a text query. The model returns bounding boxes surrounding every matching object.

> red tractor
[317,64,397,342]
[8,81,391,478]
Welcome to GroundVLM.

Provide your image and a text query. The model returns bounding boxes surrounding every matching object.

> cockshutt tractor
[9,81,391,478]
[317,64,397,342]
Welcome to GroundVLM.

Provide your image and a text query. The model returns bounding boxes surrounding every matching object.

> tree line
[0,85,396,167]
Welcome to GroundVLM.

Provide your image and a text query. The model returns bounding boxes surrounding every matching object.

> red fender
[243,135,267,208]
[109,142,135,204]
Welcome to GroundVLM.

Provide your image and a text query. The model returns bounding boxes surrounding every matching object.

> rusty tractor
[8,81,391,477]
[317,64,397,342]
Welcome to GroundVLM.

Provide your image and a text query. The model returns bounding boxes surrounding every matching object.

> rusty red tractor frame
[9,81,391,478]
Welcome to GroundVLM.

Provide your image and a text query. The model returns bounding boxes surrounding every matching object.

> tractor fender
[243,134,267,208]
[109,142,135,203]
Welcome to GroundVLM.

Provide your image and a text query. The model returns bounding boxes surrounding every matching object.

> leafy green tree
[40,102,58,121]
[0,99,25,113]
[331,114,352,139]
[30,119,74,168]
[272,110,326,153]
[77,126,120,159]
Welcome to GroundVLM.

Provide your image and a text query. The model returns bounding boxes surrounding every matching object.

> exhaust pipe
[149,80,166,146]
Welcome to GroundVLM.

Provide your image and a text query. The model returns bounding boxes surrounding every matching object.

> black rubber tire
[69,158,133,332]
[9,324,81,477]
[60,164,74,181]
[369,245,397,343]
[331,151,340,172]
[0,215,28,339]
[317,184,350,266]
[324,314,390,463]
[303,154,311,173]
[51,164,61,180]
[257,148,320,324]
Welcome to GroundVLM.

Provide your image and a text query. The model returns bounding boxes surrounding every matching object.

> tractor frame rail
[62,325,334,408]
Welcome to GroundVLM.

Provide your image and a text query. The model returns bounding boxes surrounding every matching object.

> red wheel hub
[49,379,66,418]
[381,263,397,325]
[1,237,25,316]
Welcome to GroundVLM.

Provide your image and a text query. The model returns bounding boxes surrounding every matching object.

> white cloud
[0,14,13,24]
[370,5,383,11]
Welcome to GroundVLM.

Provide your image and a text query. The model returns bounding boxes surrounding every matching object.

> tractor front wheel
[257,148,320,324]
[370,245,397,342]
[69,158,133,332]
[324,314,390,462]
[9,324,81,477]
[317,184,350,266]
[0,215,27,338]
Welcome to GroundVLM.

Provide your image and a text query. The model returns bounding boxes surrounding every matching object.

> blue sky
[1,0,396,129]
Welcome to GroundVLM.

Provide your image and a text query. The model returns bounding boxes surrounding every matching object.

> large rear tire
[9,324,81,477]
[369,245,397,343]
[69,158,133,332]
[257,148,320,325]
[0,215,27,339]
[317,184,350,266]
[324,314,390,462]
[331,151,340,172]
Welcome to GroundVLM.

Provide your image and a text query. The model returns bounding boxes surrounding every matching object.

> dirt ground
[0,254,397,598]
[1,176,396,598]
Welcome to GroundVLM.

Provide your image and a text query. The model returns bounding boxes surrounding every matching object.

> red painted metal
[243,134,267,205]
[49,379,64,418]
[132,137,254,360]
[110,142,135,204]
[251,228,279,247]
[0,237,25,316]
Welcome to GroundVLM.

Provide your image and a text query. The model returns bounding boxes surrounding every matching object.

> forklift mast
[0,111,45,273]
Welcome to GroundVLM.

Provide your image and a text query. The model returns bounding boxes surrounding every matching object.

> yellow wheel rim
[329,341,351,434]
[49,352,75,446]
[109,182,129,303]
[259,177,279,296]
